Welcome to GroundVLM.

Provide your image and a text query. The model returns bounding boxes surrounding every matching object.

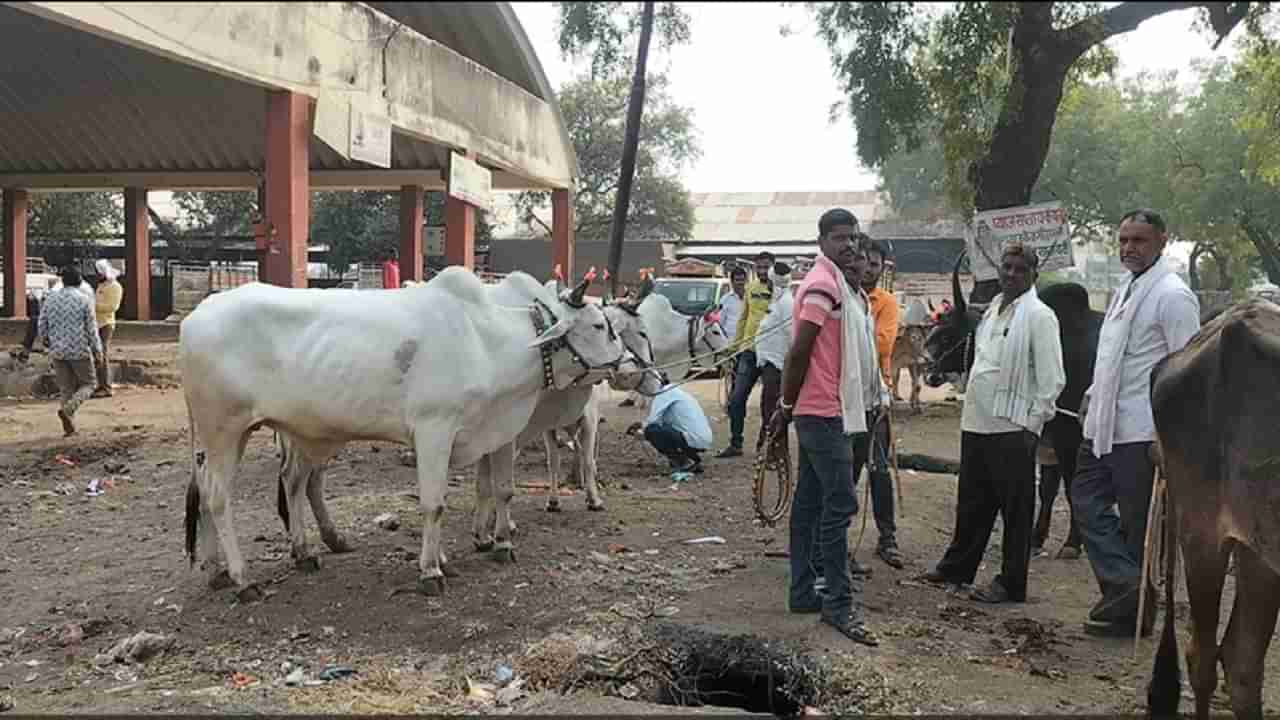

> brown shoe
[57,409,76,436]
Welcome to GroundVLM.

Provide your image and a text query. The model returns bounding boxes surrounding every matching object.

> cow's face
[529,280,628,383]
[923,304,982,387]
[698,310,732,359]
[602,304,665,395]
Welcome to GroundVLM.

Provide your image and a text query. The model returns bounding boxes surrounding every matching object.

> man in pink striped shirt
[767,208,881,646]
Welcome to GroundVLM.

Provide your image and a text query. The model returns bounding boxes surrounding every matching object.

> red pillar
[2,189,27,319]
[264,90,310,288]
[399,185,425,282]
[123,187,151,320]
[552,187,574,282]
[444,152,476,270]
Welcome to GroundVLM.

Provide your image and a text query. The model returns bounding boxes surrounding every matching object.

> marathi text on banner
[966,201,1074,282]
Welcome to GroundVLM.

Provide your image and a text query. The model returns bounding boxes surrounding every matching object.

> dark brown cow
[1148,299,1280,720]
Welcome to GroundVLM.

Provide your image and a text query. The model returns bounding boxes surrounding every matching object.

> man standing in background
[93,259,123,398]
[754,262,794,454]
[718,251,775,458]
[859,235,905,569]
[718,266,747,342]
[38,266,102,436]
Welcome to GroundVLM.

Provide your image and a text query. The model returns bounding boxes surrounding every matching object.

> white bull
[181,269,633,599]
[269,277,665,563]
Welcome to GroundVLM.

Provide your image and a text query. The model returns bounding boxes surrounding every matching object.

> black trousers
[726,351,761,448]
[644,423,701,465]
[934,430,1037,601]
[755,362,787,455]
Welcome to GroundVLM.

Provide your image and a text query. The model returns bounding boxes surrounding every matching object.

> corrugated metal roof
[0,3,570,180]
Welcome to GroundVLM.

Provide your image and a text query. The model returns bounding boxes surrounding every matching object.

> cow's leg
[489,442,518,564]
[1181,536,1230,720]
[283,447,320,573]
[305,466,353,554]
[1219,543,1280,720]
[544,430,563,513]
[472,454,496,552]
[579,413,604,510]
[203,431,261,602]
[415,424,457,596]
[909,363,922,414]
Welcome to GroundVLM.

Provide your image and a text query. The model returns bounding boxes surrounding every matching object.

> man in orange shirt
[859,235,904,568]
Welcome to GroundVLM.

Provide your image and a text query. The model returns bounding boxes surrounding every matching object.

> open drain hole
[643,625,820,716]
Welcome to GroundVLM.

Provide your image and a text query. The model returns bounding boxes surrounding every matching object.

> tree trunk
[1239,213,1280,285]
[606,0,655,299]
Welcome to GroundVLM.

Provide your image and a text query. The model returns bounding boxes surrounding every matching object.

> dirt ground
[0,338,1268,715]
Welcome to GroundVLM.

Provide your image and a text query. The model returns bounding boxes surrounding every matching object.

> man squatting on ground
[37,266,103,437]
[641,384,714,475]
[772,208,886,646]
[719,251,776,458]
[920,243,1066,604]
[1073,209,1199,637]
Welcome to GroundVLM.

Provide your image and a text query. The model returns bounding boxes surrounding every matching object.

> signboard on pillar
[448,152,493,213]
[349,105,392,168]
[425,227,445,256]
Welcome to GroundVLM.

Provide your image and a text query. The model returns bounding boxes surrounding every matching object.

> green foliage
[171,191,256,237]
[26,192,120,243]
[514,72,699,242]
[556,1,691,78]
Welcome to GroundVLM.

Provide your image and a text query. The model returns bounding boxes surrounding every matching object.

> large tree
[26,192,120,257]
[809,1,1261,300]
[512,71,700,245]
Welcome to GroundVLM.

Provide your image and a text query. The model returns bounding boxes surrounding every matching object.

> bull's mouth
[924,372,947,388]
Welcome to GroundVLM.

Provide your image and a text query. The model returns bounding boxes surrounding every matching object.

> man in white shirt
[1073,209,1200,637]
[642,385,713,474]
[754,262,794,454]
[718,267,747,340]
[920,244,1066,603]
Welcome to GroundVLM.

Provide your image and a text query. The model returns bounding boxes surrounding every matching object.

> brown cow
[890,324,929,413]
[1147,299,1280,720]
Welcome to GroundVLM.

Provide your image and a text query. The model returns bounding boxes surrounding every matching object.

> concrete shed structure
[0,2,579,320]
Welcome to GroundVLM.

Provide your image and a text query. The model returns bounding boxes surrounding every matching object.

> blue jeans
[726,351,761,448]
[789,415,869,624]
[1071,439,1154,621]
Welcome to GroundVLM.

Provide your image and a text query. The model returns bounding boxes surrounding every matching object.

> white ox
[268,277,665,564]
[181,269,635,599]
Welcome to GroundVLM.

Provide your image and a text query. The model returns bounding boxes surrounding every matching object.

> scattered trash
[97,631,172,664]
[683,536,726,545]
[85,478,116,497]
[284,668,305,686]
[22,660,42,668]
[23,673,37,684]
[642,549,660,556]
[55,622,83,647]
[103,461,128,474]
[493,664,514,686]
[321,626,335,636]
[465,677,495,703]
[606,543,629,554]
[53,455,76,467]
[617,682,641,700]
[0,693,13,712]
[588,551,612,565]
[653,605,680,617]
[670,471,692,483]
[227,671,257,690]
[373,513,401,531]
[495,678,526,706]
[318,665,356,682]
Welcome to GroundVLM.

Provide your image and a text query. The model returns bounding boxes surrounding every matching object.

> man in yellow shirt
[860,236,905,568]
[93,259,123,398]
[717,251,775,458]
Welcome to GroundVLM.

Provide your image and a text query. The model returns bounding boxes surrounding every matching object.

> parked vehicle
[653,276,730,317]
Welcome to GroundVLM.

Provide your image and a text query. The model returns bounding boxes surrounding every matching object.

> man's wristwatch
[778,401,794,419]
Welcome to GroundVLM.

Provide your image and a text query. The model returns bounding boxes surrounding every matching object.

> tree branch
[1056,2,1247,60]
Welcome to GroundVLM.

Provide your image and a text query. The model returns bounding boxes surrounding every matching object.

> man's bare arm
[780,320,822,408]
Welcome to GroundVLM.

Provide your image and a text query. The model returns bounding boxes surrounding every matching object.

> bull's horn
[951,250,967,316]
[569,274,591,306]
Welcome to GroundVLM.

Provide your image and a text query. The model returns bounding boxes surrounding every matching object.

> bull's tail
[275,432,291,532]
[184,398,201,566]
[1147,481,1181,717]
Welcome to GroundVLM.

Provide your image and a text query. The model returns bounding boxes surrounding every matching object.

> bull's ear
[528,317,572,348]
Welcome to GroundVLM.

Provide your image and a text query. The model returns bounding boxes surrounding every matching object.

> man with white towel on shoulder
[919,242,1065,604]
[1073,209,1200,638]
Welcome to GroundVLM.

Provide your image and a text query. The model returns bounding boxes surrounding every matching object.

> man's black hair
[1120,208,1167,234]
[756,250,775,262]
[729,266,748,279]
[60,266,82,288]
[861,235,892,262]
[818,208,859,237]
[773,261,792,276]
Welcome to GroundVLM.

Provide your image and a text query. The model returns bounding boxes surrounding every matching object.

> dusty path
[0,340,1264,715]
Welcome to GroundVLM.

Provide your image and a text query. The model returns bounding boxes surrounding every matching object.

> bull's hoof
[473,539,495,553]
[295,555,321,573]
[491,546,517,564]
[441,562,459,578]
[545,499,562,513]
[417,575,446,596]
[236,583,265,604]
[325,535,355,554]
[587,500,606,512]
[208,569,235,591]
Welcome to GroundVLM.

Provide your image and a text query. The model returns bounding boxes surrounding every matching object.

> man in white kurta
[1073,209,1200,637]
[921,244,1065,604]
